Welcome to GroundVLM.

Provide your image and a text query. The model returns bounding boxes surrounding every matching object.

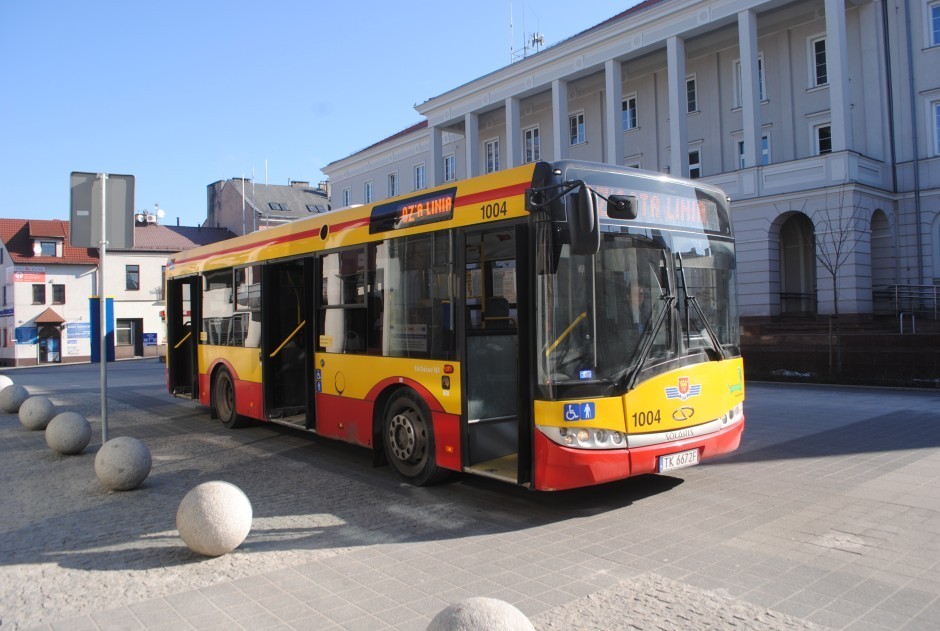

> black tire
[383,391,449,486]
[213,368,245,429]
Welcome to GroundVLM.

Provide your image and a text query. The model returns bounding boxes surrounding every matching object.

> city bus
[165,160,744,491]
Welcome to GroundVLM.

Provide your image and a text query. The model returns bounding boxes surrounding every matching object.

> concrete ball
[0,384,30,413]
[19,395,55,430]
[177,481,252,557]
[427,597,535,631]
[46,412,92,455]
[95,436,152,491]
[0,375,13,390]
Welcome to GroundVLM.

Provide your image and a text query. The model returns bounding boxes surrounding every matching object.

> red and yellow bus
[165,160,744,490]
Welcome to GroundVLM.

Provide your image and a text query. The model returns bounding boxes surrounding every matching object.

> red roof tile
[0,218,98,265]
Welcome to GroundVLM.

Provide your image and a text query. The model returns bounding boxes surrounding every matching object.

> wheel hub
[388,412,417,461]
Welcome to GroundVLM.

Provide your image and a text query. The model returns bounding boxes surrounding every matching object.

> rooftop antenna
[509,0,514,64]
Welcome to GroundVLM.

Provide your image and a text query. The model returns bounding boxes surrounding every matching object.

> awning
[34,307,65,324]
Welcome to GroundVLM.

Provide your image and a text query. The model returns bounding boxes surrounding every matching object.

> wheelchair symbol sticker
[564,402,595,422]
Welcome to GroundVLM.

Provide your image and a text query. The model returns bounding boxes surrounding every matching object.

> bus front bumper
[532,415,745,491]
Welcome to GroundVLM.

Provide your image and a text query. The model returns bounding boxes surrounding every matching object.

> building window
[443,154,456,182]
[737,134,771,168]
[161,265,166,300]
[387,172,398,197]
[569,111,585,145]
[414,163,426,190]
[688,150,701,179]
[342,188,351,207]
[126,265,140,291]
[815,124,832,155]
[931,2,940,47]
[524,126,540,163]
[622,96,638,131]
[485,138,500,173]
[1,285,6,306]
[32,283,45,304]
[810,37,828,87]
[686,77,697,113]
[39,241,56,256]
[734,55,766,107]
[52,284,65,304]
[268,202,290,211]
[364,180,374,204]
[933,100,940,155]
[115,319,132,346]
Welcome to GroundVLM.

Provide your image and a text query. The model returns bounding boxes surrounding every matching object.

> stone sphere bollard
[46,412,92,455]
[19,395,56,430]
[427,597,535,631]
[0,384,29,413]
[177,481,253,557]
[95,436,152,491]
[0,375,13,390]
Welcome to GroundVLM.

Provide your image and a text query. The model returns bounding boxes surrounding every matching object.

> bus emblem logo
[665,377,701,401]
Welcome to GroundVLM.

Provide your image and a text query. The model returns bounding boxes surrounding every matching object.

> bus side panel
[200,357,265,422]
[431,411,461,472]
[315,393,373,447]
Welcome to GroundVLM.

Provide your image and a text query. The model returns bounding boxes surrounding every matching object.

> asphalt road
[1,360,938,630]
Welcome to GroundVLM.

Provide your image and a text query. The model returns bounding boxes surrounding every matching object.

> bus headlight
[539,425,626,450]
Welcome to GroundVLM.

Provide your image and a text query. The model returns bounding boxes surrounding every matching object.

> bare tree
[812,186,868,318]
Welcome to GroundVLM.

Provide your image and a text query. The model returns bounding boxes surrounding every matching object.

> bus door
[462,224,532,485]
[261,258,314,428]
[166,276,200,399]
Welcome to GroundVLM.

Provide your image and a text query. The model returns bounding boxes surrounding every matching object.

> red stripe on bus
[173,226,323,266]
[171,180,530,267]
[455,181,530,207]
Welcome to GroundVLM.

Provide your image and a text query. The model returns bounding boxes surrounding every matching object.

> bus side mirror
[607,194,638,220]
[567,185,600,255]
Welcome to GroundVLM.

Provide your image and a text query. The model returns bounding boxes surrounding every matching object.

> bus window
[320,249,368,353]
[384,232,455,359]
[202,269,234,346]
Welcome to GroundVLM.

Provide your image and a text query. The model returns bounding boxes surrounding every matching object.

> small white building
[0,217,234,366]
[0,219,97,366]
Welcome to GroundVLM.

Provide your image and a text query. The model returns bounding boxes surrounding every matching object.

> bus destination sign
[370,187,457,234]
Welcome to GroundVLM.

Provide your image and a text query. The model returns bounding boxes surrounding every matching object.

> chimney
[289,180,309,188]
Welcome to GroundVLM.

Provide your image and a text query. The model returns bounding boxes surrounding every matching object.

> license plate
[658,448,699,473]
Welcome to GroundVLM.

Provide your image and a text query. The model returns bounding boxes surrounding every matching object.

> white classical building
[323,0,940,323]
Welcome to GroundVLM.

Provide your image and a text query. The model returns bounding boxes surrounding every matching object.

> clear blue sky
[1,1,639,228]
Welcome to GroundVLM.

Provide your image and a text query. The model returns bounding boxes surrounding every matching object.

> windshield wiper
[676,253,726,361]
[621,294,677,391]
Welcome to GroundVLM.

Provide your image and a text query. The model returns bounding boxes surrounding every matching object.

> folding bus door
[261,258,314,428]
[462,224,532,485]
[166,276,200,399]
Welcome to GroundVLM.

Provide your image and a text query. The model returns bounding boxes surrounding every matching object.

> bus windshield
[536,192,739,400]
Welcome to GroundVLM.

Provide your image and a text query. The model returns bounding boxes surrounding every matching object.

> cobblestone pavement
[1,360,938,630]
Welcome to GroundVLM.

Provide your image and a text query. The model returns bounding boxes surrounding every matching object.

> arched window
[779,213,817,314]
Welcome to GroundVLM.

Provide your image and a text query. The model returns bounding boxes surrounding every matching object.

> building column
[428,125,443,187]
[604,59,624,166]
[667,36,688,177]
[738,10,762,168]
[552,79,569,160]
[824,0,853,152]
[505,97,522,169]
[465,113,479,178]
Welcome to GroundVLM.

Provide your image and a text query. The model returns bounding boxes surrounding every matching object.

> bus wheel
[383,391,448,486]
[213,368,245,429]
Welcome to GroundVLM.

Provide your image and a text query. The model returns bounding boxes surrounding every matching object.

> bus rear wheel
[213,368,245,429]
[383,391,448,486]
